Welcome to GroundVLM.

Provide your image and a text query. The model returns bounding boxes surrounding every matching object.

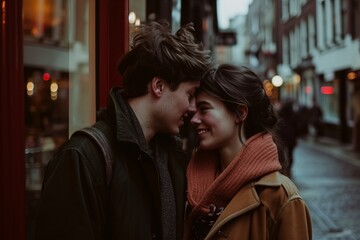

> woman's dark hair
[199,64,288,170]
[200,64,277,138]
[118,20,211,98]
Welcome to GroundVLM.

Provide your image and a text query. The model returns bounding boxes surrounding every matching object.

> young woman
[184,64,312,240]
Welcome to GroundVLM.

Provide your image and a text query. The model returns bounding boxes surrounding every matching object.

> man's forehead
[189,80,200,87]
[178,80,200,88]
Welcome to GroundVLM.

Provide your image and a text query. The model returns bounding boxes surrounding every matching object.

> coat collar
[205,171,282,239]
[108,88,146,146]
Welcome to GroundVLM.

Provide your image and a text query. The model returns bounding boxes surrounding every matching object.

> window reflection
[23,0,68,45]
[24,0,94,239]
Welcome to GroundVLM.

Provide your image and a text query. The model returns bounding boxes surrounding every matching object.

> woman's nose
[190,112,201,125]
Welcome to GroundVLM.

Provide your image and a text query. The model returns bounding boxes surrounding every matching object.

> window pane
[322,79,339,123]
[24,0,95,238]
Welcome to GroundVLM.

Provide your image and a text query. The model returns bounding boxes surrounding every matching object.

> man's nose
[188,99,197,113]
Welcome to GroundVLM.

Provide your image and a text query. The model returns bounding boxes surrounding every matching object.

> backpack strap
[75,125,113,186]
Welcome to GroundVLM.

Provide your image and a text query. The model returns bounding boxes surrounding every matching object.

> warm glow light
[50,82,58,92]
[347,72,357,80]
[135,18,141,26]
[31,27,40,37]
[27,81,34,96]
[128,12,136,24]
[50,91,57,100]
[2,0,5,24]
[305,86,312,94]
[27,81,34,91]
[321,86,334,95]
[293,74,301,84]
[265,82,273,91]
[271,75,283,87]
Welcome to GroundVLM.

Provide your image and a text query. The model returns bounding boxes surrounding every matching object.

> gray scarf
[116,91,176,239]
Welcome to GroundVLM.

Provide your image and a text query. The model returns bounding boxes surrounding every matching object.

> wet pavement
[291,136,360,240]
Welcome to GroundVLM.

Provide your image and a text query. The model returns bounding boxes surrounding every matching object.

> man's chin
[161,126,180,136]
[172,128,180,136]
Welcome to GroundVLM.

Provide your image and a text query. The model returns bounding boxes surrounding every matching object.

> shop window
[348,71,360,127]
[24,1,95,239]
[129,0,145,44]
[322,79,339,123]
[23,0,68,45]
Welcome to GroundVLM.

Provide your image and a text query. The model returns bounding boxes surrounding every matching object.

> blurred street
[292,137,360,240]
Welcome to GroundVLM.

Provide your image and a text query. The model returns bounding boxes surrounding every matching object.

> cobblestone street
[292,137,360,240]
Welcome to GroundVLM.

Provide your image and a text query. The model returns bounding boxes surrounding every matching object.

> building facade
[278,0,360,144]
[245,0,360,147]
[312,0,360,142]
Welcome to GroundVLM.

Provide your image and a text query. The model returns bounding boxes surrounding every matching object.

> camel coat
[184,171,312,240]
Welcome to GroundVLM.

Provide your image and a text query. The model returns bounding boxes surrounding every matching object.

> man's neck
[128,97,155,143]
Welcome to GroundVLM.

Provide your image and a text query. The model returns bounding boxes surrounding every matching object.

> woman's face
[191,91,241,150]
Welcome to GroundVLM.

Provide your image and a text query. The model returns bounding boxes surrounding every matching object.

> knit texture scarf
[187,132,282,218]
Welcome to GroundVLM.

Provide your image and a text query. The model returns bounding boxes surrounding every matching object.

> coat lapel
[206,172,282,239]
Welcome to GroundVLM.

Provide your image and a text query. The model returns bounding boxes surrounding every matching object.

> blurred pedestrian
[277,98,298,177]
[296,104,310,138]
[310,97,323,138]
[352,82,360,152]
[184,64,312,240]
[35,21,211,240]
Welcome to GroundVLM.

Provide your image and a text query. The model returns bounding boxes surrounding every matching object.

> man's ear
[151,77,164,97]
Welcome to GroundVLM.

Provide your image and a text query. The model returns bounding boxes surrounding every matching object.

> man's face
[155,81,200,135]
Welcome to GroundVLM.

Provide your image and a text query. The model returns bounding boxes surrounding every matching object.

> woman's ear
[150,77,164,97]
[235,105,248,123]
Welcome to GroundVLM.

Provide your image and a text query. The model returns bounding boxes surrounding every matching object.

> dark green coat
[35,88,189,240]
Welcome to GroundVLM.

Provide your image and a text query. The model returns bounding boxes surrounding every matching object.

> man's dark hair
[118,20,211,97]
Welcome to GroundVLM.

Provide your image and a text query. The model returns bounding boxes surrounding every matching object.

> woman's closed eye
[196,102,212,113]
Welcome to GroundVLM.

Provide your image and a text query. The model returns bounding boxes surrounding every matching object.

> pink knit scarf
[187,132,282,217]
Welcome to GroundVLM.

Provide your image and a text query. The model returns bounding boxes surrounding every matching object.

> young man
[35,21,211,240]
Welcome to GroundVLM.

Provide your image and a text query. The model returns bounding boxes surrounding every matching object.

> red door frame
[0,0,26,239]
[0,0,128,239]
[97,0,129,108]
